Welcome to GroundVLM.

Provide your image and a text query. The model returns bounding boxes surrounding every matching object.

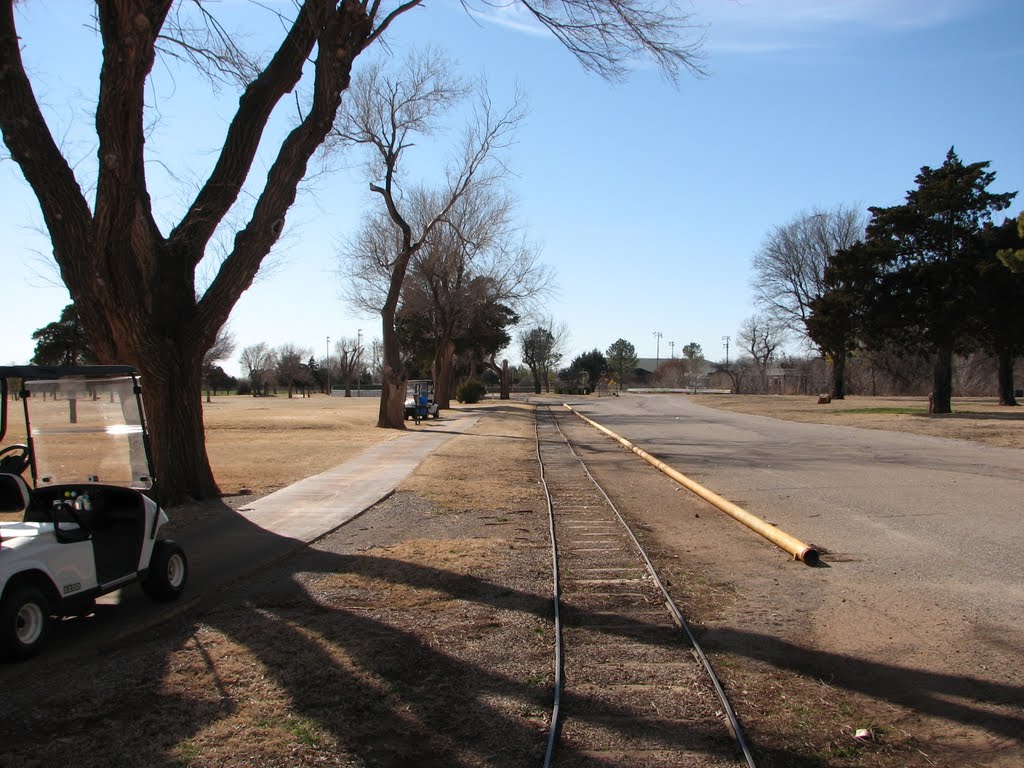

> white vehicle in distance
[404,379,439,421]
[0,365,187,660]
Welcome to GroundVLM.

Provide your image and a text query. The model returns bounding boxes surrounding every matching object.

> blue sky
[2,0,1022,377]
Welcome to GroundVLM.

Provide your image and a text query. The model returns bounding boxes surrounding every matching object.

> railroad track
[537,405,755,768]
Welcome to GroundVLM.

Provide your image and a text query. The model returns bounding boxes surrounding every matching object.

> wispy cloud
[693,0,987,54]
[462,1,551,38]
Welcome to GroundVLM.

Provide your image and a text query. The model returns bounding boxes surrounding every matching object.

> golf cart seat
[0,473,30,515]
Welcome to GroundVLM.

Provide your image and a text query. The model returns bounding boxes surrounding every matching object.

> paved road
[567,394,1024,731]
[571,394,1022,597]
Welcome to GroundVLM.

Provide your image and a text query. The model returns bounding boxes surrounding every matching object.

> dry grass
[691,393,1024,449]
[201,394,396,495]
[0,393,394,497]
[400,402,541,512]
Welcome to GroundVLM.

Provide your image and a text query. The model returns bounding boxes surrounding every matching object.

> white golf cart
[0,365,188,660]
[404,379,439,421]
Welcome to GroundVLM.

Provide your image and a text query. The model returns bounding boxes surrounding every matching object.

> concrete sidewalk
[171,414,481,597]
[232,413,480,542]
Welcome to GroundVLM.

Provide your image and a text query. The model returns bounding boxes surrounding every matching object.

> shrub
[456,379,487,404]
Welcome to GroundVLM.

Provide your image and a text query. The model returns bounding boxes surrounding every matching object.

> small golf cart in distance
[404,379,439,420]
[0,366,188,660]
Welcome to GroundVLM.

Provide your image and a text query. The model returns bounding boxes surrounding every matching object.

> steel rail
[538,404,757,768]
[538,407,564,768]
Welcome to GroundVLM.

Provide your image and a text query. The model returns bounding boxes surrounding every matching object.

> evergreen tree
[973,218,1024,405]
[806,241,885,399]
[30,304,94,366]
[859,148,1015,412]
[605,339,638,392]
[567,349,607,391]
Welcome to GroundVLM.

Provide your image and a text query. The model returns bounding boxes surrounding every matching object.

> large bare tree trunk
[996,348,1018,406]
[529,365,542,394]
[930,344,954,414]
[377,303,408,429]
[0,1,387,502]
[141,348,217,503]
[830,350,847,400]
[433,340,456,410]
[378,365,408,427]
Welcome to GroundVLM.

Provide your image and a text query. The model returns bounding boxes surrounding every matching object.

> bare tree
[738,314,788,393]
[0,0,706,499]
[520,319,568,393]
[399,185,553,408]
[239,342,276,396]
[333,336,365,397]
[514,0,707,80]
[0,2,404,500]
[276,344,311,398]
[751,205,865,342]
[336,50,527,427]
[712,356,761,395]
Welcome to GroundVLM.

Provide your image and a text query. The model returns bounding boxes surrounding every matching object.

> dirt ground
[2,392,1021,766]
[693,393,1024,450]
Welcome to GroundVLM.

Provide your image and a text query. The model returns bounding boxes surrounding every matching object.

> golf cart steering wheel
[0,444,31,475]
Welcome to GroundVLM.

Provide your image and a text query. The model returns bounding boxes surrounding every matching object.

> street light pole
[326,336,330,397]
[653,331,662,374]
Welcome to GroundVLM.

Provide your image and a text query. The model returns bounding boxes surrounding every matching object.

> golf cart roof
[0,365,140,381]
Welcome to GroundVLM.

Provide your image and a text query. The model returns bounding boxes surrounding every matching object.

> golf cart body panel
[0,523,97,594]
[0,366,187,659]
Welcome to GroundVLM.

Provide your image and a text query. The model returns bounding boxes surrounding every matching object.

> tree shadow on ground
[703,626,1024,744]
[5,495,1020,767]
[911,410,1024,421]
[0,502,744,766]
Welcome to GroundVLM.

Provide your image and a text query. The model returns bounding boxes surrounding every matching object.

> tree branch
[197,0,378,343]
[169,0,322,261]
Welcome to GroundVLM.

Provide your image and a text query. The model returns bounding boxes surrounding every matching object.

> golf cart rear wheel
[0,584,50,660]
[142,540,188,602]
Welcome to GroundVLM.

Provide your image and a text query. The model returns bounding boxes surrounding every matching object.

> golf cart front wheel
[0,584,50,660]
[142,540,188,602]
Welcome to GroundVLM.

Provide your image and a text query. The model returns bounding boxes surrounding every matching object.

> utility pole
[357,329,363,398]
[668,340,675,359]
[326,336,331,396]
[722,335,730,366]
[653,331,663,374]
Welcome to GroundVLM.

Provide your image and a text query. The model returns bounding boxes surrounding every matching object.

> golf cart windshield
[21,373,153,490]
[405,380,433,399]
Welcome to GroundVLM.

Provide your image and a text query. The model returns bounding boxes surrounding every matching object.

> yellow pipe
[563,404,820,566]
